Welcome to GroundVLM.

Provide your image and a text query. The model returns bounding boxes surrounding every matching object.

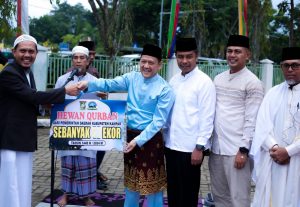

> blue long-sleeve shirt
[87,71,175,147]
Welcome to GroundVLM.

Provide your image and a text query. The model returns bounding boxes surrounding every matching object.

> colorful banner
[238,0,248,36]
[166,0,180,58]
[49,99,126,151]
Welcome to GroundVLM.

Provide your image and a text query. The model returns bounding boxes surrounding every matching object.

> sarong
[124,129,167,195]
[61,156,97,197]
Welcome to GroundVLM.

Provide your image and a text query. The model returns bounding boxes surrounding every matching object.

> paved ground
[32,127,214,206]
[32,127,255,206]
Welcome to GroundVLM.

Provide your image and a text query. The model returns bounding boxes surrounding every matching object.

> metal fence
[47,55,284,88]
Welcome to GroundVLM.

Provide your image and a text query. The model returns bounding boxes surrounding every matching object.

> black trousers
[165,147,201,207]
[96,151,105,172]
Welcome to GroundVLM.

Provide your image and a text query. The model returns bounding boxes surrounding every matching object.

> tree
[128,0,162,47]
[179,0,208,57]
[0,0,16,42]
[30,3,96,50]
[277,0,296,46]
[87,0,133,77]
[87,0,132,57]
[204,0,238,58]
[269,1,300,62]
[248,0,275,62]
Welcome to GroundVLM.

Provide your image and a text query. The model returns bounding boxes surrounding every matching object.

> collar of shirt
[24,69,32,87]
[286,81,300,91]
[180,66,198,79]
[143,73,159,83]
[294,83,300,91]
[227,66,247,81]
[76,73,87,81]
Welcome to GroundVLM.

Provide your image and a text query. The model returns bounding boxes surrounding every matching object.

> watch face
[239,147,249,154]
[196,145,205,150]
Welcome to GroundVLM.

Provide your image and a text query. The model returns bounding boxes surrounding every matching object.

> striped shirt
[212,67,264,155]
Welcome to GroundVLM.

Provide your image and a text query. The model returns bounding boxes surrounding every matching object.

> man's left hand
[234,151,247,169]
[270,146,290,165]
[191,149,204,165]
[124,139,137,153]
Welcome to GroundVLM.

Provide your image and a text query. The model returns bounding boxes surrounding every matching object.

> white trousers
[0,150,33,207]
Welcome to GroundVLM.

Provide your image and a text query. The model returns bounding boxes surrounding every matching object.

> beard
[286,79,297,86]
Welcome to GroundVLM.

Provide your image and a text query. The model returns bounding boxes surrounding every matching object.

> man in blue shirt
[77,44,175,207]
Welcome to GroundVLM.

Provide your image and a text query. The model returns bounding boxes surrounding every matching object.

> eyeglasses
[281,63,300,70]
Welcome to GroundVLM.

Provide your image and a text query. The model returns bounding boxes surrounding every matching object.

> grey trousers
[208,153,251,207]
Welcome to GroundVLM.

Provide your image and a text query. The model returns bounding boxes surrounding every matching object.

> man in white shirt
[55,46,98,206]
[209,35,264,207]
[251,47,300,207]
[163,37,216,207]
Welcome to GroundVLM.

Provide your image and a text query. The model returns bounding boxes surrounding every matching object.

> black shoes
[97,180,108,190]
[97,172,108,190]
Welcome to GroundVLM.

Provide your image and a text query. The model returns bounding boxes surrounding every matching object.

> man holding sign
[55,46,98,206]
[0,34,79,207]
[78,44,175,207]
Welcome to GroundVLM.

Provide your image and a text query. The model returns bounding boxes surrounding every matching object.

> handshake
[64,81,108,99]
[64,81,89,96]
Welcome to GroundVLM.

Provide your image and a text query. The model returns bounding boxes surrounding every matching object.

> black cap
[141,44,162,61]
[78,41,95,51]
[281,47,300,61]
[176,38,197,52]
[227,35,249,49]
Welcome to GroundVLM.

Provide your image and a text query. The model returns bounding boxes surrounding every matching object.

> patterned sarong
[61,156,97,197]
[124,129,167,195]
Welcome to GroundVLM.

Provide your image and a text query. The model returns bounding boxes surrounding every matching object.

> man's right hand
[96,92,108,99]
[65,83,79,96]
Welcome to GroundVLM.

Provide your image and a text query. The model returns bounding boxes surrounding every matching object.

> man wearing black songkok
[251,47,300,207]
[209,35,264,207]
[77,43,175,207]
[163,37,216,207]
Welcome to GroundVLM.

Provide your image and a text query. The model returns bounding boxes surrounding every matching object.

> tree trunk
[289,0,295,46]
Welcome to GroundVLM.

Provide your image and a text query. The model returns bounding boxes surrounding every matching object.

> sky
[28,0,299,18]
[28,0,90,18]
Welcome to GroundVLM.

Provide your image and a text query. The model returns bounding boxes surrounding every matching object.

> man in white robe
[251,47,300,207]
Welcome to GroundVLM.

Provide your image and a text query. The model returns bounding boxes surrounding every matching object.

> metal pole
[159,0,164,47]
[50,150,55,207]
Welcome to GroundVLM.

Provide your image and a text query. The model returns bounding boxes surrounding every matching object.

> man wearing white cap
[0,34,79,207]
[55,45,97,207]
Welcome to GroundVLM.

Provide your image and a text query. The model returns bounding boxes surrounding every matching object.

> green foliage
[248,0,275,62]
[269,0,300,62]
[0,0,16,40]
[128,0,161,46]
[23,0,300,64]
[61,34,82,48]
[29,2,96,51]
[88,0,133,58]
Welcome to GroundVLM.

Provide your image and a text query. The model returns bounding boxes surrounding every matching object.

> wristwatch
[196,144,205,151]
[239,147,249,155]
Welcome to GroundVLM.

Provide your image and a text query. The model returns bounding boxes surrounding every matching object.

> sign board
[59,42,70,51]
[50,99,126,151]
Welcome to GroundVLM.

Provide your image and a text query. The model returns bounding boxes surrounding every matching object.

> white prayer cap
[72,46,89,56]
[13,34,37,48]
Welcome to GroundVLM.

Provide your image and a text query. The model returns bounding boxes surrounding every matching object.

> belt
[127,128,142,134]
